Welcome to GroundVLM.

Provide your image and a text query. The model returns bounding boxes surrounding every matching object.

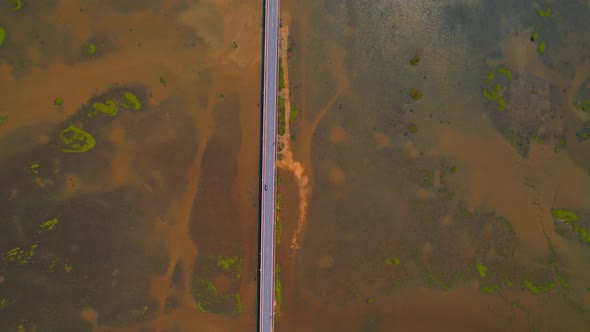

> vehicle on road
[264,184,268,191]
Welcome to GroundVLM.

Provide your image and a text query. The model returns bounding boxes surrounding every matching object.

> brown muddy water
[277,0,590,331]
[0,0,262,331]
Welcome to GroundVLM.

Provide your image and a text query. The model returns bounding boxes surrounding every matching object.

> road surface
[259,0,279,331]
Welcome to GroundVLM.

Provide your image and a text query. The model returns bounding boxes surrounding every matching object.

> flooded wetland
[1,0,262,331]
[276,0,590,331]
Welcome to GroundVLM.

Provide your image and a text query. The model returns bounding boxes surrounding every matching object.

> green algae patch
[88,100,118,118]
[551,209,578,223]
[530,31,538,42]
[475,263,487,278]
[408,124,418,133]
[0,27,5,47]
[121,92,142,111]
[2,244,38,264]
[217,256,238,271]
[484,71,495,83]
[0,116,6,126]
[537,8,551,17]
[409,55,420,66]
[576,120,590,141]
[385,257,400,266]
[59,124,96,153]
[85,42,96,55]
[8,0,22,10]
[524,279,555,294]
[38,218,58,233]
[160,77,167,87]
[498,67,513,80]
[537,41,546,54]
[30,162,39,174]
[54,97,63,106]
[410,88,423,100]
[449,165,457,174]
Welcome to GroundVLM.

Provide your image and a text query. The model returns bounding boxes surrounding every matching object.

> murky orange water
[277,0,590,331]
[0,1,261,331]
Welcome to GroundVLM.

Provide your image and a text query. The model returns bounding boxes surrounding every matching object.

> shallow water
[0,1,261,331]
[278,0,590,331]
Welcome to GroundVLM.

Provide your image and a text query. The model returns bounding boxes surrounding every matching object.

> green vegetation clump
[408,124,418,133]
[38,218,59,233]
[554,138,566,154]
[484,71,495,83]
[2,245,38,264]
[482,84,507,111]
[0,27,5,47]
[160,77,167,87]
[231,41,238,49]
[83,43,96,55]
[530,31,538,42]
[276,192,283,245]
[30,162,39,174]
[410,88,423,100]
[278,59,285,91]
[449,166,457,174]
[217,256,238,271]
[88,100,118,118]
[409,55,420,66]
[121,92,142,111]
[537,41,546,54]
[575,227,590,243]
[573,100,590,112]
[54,97,63,106]
[275,271,282,313]
[8,0,22,10]
[385,257,400,266]
[278,96,286,135]
[537,8,551,17]
[192,277,241,316]
[85,42,96,55]
[524,279,555,294]
[475,263,487,278]
[504,273,513,287]
[0,116,6,126]
[498,67,513,80]
[289,104,299,124]
[576,120,590,141]
[551,209,578,223]
[422,170,434,187]
[59,124,96,153]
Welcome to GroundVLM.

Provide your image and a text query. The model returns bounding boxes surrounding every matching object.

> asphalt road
[259,0,279,331]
